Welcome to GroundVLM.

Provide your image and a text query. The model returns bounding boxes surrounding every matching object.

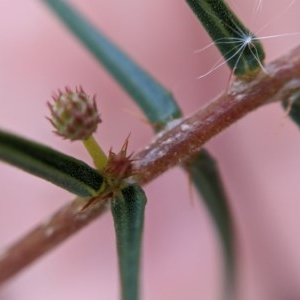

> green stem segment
[0,129,104,197]
[186,0,265,77]
[83,135,108,171]
[184,149,235,296]
[111,184,147,300]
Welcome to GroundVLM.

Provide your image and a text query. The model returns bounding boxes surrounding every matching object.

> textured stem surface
[0,198,108,283]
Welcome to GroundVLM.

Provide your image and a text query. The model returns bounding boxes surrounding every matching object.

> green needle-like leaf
[111,184,147,300]
[184,149,234,295]
[43,0,181,128]
[0,129,104,197]
[186,0,265,77]
[282,91,300,128]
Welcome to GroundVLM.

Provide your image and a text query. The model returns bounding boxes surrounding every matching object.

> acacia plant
[0,0,300,299]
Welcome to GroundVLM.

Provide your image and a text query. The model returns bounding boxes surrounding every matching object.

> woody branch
[0,44,300,285]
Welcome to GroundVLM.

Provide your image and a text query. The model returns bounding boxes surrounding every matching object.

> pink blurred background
[0,0,300,299]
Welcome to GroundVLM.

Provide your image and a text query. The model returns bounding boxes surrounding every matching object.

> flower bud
[48,87,101,141]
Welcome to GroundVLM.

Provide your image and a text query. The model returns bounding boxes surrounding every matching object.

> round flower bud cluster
[48,87,101,141]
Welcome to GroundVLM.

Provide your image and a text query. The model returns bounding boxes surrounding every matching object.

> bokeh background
[0,0,300,299]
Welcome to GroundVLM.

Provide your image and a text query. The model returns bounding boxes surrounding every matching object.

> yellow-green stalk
[83,135,107,171]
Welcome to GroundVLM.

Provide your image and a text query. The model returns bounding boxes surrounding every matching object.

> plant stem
[0,197,107,284]
[0,44,300,285]
[82,135,108,171]
[134,45,300,184]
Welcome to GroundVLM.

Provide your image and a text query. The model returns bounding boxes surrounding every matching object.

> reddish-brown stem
[0,45,300,285]
[134,45,300,183]
[0,198,108,284]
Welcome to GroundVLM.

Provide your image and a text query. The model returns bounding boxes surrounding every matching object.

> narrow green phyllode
[282,91,300,128]
[184,149,235,298]
[43,0,181,128]
[0,129,104,197]
[111,184,147,300]
[186,0,265,77]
